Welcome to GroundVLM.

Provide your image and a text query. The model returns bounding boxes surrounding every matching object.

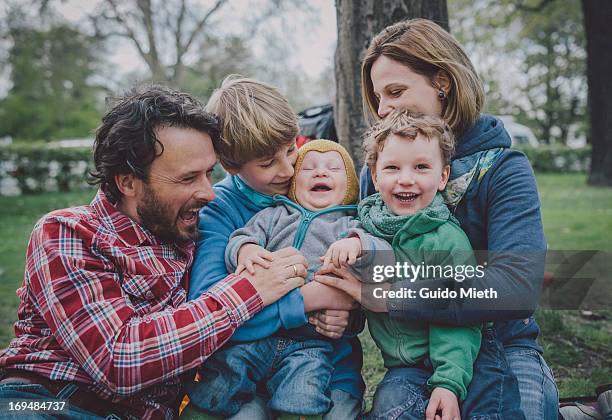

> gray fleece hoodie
[225,196,391,282]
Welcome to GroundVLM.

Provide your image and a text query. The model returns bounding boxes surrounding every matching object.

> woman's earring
[438,90,446,100]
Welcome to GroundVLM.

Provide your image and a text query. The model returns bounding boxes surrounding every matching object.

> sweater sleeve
[224,207,276,273]
[380,152,546,325]
[190,196,307,341]
[427,323,481,401]
[346,219,396,282]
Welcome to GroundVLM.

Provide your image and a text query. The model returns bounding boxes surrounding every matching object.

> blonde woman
[316,19,558,419]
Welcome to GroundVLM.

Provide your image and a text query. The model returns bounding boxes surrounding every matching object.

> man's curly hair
[89,85,221,204]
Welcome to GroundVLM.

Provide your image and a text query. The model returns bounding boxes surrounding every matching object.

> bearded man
[0,86,307,419]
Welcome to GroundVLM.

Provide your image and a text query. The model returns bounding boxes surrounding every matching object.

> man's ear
[433,70,451,96]
[370,165,380,192]
[115,173,141,198]
[438,165,451,191]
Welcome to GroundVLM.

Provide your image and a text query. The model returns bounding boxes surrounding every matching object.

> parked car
[498,116,539,148]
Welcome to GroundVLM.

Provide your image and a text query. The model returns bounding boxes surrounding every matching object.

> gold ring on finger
[292,264,298,276]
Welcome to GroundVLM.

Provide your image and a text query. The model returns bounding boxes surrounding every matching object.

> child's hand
[321,237,362,268]
[236,243,274,275]
[425,387,460,420]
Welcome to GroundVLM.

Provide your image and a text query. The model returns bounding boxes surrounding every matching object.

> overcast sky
[54,0,337,79]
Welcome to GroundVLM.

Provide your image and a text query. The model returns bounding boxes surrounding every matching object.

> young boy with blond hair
[324,111,483,420]
[184,76,365,420]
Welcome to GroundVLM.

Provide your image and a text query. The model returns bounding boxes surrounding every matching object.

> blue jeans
[0,381,115,419]
[368,327,525,420]
[186,337,334,416]
[228,389,362,420]
[506,347,559,420]
[461,327,526,419]
[366,366,429,420]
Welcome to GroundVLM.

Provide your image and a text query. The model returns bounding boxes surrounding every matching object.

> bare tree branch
[171,0,187,81]
[182,0,226,54]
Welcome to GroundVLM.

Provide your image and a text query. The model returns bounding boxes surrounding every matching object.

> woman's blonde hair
[361,18,484,136]
[206,75,298,170]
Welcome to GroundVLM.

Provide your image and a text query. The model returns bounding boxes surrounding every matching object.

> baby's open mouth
[311,183,332,192]
[394,192,419,202]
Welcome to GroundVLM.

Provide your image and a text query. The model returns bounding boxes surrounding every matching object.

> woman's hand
[314,265,390,313]
[308,309,350,339]
[301,280,357,312]
[425,387,460,420]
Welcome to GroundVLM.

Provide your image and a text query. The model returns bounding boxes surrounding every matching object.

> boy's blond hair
[363,110,455,171]
[205,75,298,170]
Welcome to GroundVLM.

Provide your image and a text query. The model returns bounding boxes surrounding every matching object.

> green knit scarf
[358,192,450,242]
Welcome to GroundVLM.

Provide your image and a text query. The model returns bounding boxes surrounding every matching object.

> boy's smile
[295,151,348,211]
[372,133,449,216]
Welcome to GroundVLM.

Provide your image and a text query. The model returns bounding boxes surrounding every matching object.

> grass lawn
[0,173,610,403]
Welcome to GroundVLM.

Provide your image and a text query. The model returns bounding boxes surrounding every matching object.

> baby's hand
[425,387,460,420]
[236,243,274,275]
[321,237,362,268]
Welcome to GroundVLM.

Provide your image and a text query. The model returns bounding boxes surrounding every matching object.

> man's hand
[425,387,460,420]
[321,237,362,268]
[241,247,308,306]
[308,309,350,339]
[236,243,274,275]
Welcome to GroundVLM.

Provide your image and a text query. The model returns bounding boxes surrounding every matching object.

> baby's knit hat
[289,139,359,206]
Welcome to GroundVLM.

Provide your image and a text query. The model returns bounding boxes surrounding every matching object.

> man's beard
[137,184,200,245]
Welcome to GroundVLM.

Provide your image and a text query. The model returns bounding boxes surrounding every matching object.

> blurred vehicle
[498,116,539,148]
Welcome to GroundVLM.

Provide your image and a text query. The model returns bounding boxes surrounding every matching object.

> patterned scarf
[442,148,505,210]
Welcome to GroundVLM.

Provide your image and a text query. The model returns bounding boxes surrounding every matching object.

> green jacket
[359,193,481,401]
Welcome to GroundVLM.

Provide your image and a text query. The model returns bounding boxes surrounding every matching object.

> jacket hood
[455,114,511,158]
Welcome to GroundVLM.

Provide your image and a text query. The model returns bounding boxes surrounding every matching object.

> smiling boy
[185,77,365,419]
[327,111,482,420]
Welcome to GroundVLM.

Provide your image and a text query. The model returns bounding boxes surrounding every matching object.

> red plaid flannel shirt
[0,190,263,419]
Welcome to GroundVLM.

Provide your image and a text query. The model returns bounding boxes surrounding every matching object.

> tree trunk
[583,0,612,186]
[334,0,448,163]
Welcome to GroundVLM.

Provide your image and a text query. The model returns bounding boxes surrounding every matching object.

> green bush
[0,143,92,194]
[516,145,591,173]
[0,143,228,196]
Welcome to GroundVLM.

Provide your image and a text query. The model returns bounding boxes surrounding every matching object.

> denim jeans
[506,347,559,420]
[0,381,117,419]
[217,389,362,420]
[366,366,429,420]
[186,337,334,416]
[367,327,525,420]
[461,327,526,419]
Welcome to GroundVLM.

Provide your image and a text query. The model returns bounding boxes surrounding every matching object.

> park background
[0,0,610,404]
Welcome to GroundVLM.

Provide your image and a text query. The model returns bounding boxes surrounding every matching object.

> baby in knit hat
[228,139,370,279]
[194,140,390,419]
